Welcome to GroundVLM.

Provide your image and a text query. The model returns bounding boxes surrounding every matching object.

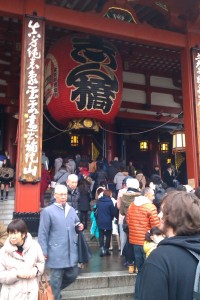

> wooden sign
[192,47,200,178]
[18,15,44,183]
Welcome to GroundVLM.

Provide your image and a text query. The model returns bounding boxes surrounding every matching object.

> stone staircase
[61,270,136,300]
[0,187,15,225]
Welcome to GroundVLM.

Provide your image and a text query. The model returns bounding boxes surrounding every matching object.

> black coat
[78,190,92,211]
[93,169,108,188]
[163,170,175,187]
[139,235,200,300]
[77,231,92,264]
[61,182,80,211]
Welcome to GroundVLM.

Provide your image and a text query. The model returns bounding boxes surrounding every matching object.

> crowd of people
[1,152,200,299]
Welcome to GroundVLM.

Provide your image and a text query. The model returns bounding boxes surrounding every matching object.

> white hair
[54,184,68,194]
[67,174,78,182]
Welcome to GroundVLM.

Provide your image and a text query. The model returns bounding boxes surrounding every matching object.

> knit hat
[126,178,139,189]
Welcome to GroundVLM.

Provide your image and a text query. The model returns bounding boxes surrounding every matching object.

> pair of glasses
[56,193,67,197]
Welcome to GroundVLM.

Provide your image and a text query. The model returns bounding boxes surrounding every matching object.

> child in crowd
[143,226,165,258]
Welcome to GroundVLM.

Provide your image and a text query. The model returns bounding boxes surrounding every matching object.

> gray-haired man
[38,184,84,300]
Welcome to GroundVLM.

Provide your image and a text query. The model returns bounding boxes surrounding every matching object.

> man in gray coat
[38,184,84,300]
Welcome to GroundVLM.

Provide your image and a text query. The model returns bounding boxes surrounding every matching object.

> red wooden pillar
[180,30,199,187]
[15,0,45,212]
[105,123,116,163]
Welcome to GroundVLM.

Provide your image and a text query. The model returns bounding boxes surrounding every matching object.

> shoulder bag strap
[56,171,67,182]
[187,249,200,300]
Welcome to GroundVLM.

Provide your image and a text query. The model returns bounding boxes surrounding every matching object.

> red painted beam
[45,4,186,49]
[0,0,24,16]
[0,1,186,48]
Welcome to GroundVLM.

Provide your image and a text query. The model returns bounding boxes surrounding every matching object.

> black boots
[0,190,8,200]
[105,249,111,256]
[100,247,111,257]
[100,247,106,257]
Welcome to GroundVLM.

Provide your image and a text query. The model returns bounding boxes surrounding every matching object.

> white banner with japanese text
[18,15,44,182]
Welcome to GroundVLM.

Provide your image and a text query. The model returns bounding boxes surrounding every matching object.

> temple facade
[0,0,200,212]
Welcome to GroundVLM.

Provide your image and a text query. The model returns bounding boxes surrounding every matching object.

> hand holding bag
[38,272,54,300]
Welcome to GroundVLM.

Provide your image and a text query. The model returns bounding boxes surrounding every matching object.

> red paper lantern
[44,34,122,125]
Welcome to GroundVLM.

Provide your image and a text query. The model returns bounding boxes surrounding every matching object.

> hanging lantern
[140,140,149,151]
[44,34,123,126]
[160,142,169,153]
[172,130,186,153]
[70,135,79,147]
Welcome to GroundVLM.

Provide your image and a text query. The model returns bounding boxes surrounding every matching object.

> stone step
[0,214,13,222]
[0,208,14,211]
[3,219,12,226]
[0,195,14,225]
[61,271,135,300]
[0,210,13,216]
[62,286,134,300]
[0,199,15,209]
[66,271,135,290]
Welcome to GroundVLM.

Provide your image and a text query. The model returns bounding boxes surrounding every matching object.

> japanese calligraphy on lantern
[18,16,44,182]
[192,48,200,107]
[67,36,119,114]
[44,34,122,125]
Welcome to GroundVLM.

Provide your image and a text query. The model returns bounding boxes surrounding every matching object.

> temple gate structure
[0,0,200,215]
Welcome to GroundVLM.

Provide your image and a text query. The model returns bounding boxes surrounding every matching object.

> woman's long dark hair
[78,178,89,194]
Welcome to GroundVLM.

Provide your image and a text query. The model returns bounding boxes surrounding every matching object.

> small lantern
[140,140,149,151]
[172,130,186,153]
[70,135,79,147]
[167,158,172,164]
[160,142,169,153]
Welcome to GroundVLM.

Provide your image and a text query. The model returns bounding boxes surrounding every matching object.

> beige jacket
[0,233,45,300]
[120,191,141,216]
[0,222,8,248]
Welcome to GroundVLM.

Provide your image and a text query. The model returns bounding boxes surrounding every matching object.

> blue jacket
[96,195,114,230]
[38,203,80,268]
